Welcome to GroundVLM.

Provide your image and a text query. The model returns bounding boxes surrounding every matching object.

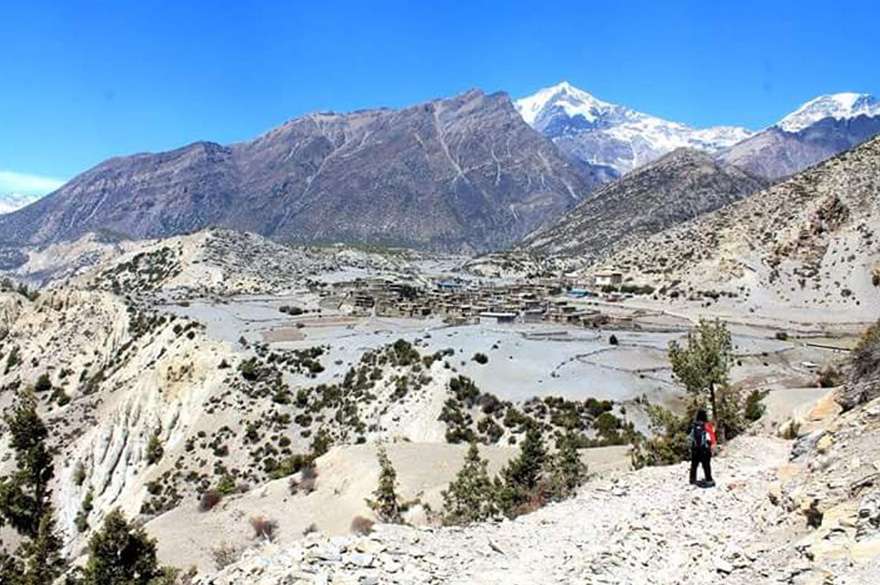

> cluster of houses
[323,270,628,328]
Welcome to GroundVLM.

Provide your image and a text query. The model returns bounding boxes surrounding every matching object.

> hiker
[688,409,715,487]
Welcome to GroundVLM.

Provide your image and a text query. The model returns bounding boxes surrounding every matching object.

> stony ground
[198,434,869,585]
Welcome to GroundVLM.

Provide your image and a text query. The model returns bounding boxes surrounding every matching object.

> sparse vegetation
[744,389,769,422]
[72,509,174,585]
[211,543,242,570]
[0,389,66,585]
[350,515,375,535]
[441,443,496,525]
[494,426,547,518]
[249,515,278,541]
[366,445,405,523]
[668,318,733,441]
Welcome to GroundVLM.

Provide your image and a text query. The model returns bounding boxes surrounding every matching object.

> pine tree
[366,445,403,523]
[19,515,65,585]
[441,442,496,525]
[548,430,587,501]
[0,389,66,584]
[0,389,55,537]
[495,426,546,517]
[80,509,169,585]
[0,389,65,585]
[0,550,23,585]
[668,318,733,441]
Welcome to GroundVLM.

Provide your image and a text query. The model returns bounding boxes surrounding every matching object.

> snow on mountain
[515,81,753,175]
[776,92,880,133]
[718,92,880,179]
[0,193,42,215]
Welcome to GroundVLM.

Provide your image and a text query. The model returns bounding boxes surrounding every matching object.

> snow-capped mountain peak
[515,81,622,126]
[776,92,880,133]
[515,82,753,175]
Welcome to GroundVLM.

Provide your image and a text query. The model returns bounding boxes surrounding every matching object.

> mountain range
[0,90,596,253]
[718,93,880,179]
[516,82,880,182]
[514,82,753,176]
[1,83,879,254]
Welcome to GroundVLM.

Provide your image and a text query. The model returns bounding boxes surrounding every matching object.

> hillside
[595,136,880,319]
[199,354,880,584]
[0,91,597,254]
[521,148,767,260]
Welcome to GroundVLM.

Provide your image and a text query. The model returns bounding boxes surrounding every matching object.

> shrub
[350,516,374,535]
[780,419,801,440]
[852,320,880,382]
[74,462,87,486]
[289,465,318,495]
[441,443,496,525]
[199,490,223,512]
[238,358,259,381]
[548,430,587,500]
[494,426,546,518]
[249,516,278,541]
[366,446,404,523]
[744,389,768,421]
[146,434,164,465]
[34,372,52,393]
[630,403,693,469]
[81,509,171,584]
[211,543,242,570]
[472,353,489,365]
[817,365,844,388]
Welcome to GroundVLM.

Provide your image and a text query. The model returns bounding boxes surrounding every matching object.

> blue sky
[2,0,879,192]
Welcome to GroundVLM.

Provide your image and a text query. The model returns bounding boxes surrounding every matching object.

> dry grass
[249,515,278,541]
[211,542,242,570]
[289,464,318,495]
[350,515,375,535]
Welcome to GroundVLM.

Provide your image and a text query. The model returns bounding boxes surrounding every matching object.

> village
[322,268,637,328]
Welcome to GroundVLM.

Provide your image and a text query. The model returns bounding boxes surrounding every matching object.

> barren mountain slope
[522,148,767,259]
[0,91,597,253]
[597,136,880,318]
[197,384,880,585]
[3,228,432,294]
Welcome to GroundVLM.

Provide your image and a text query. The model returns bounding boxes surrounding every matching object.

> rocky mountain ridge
[719,112,880,180]
[0,90,596,253]
[520,148,768,260]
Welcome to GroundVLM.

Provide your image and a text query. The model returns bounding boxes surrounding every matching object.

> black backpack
[690,422,709,450]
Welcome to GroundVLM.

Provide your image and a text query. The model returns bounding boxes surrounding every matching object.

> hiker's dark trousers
[690,448,712,484]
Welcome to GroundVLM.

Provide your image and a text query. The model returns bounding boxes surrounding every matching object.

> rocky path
[201,436,806,585]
